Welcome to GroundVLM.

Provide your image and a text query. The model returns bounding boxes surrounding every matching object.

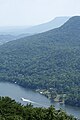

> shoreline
[0,80,80,108]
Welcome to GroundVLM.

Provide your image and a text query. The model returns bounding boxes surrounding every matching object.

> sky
[0,0,80,26]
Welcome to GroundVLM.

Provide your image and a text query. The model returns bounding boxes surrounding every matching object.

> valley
[0,16,79,108]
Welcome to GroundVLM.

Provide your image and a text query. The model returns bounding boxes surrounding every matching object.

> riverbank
[0,81,80,119]
[36,88,65,104]
[0,80,80,108]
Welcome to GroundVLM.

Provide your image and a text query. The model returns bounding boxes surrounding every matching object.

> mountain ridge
[0,17,69,35]
[25,16,70,33]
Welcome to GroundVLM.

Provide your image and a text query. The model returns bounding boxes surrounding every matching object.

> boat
[21,97,35,104]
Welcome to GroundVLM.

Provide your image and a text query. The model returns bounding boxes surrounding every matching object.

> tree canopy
[0,97,76,120]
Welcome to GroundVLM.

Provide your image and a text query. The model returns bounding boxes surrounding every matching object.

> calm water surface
[0,82,80,119]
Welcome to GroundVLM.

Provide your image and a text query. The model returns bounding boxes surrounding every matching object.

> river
[0,82,80,119]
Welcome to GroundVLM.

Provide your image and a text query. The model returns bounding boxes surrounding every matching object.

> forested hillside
[0,16,80,106]
[0,97,76,120]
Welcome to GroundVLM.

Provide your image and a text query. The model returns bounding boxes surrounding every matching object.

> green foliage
[0,97,76,120]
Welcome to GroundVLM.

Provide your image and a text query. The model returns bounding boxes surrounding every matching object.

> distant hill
[0,17,69,35]
[0,26,30,35]
[23,16,70,34]
[0,16,80,107]
[0,33,31,45]
[0,17,69,44]
[0,34,15,45]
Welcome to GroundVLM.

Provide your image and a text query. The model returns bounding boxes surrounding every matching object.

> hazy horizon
[0,16,70,28]
[0,0,80,26]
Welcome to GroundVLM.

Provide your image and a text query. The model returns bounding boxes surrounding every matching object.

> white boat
[21,97,36,104]
[21,97,47,107]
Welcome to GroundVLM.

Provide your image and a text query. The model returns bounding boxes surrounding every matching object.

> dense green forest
[0,97,76,120]
[0,16,80,106]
